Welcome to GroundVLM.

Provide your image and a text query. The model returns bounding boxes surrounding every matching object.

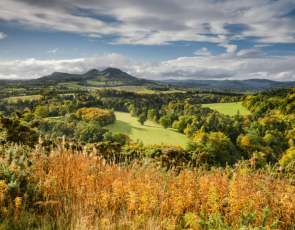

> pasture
[105,112,188,147]
[58,82,84,88]
[102,86,187,94]
[87,80,106,85]
[203,101,250,116]
[3,95,41,101]
[104,86,146,91]
[57,82,103,91]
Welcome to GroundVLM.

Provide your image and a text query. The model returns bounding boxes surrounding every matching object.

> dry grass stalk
[25,149,295,229]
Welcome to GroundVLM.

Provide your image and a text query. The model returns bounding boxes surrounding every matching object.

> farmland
[202,101,250,116]
[3,95,41,101]
[105,112,188,147]
[86,80,106,85]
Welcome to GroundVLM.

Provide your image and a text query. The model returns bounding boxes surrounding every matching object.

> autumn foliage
[76,107,115,125]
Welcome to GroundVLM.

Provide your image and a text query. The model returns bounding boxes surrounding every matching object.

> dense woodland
[0,87,295,229]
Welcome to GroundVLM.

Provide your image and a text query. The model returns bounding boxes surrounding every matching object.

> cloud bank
[1,51,295,81]
[1,0,295,81]
[0,0,295,46]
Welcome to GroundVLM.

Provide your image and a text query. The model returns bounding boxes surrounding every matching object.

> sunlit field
[203,101,250,116]
[105,112,188,147]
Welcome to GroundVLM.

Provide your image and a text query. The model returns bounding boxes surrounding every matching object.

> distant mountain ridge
[4,67,294,91]
[159,79,295,90]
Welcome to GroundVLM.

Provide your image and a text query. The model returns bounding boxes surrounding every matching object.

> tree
[172,116,186,133]
[159,117,171,129]
[59,109,67,116]
[103,132,113,142]
[148,109,157,121]
[34,105,49,118]
[23,113,35,122]
[112,132,130,145]
[137,114,147,125]
[109,108,116,121]
[66,104,75,113]
[67,113,80,122]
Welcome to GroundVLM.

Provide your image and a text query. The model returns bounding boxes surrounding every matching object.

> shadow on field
[142,125,161,129]
[110,120,145,134]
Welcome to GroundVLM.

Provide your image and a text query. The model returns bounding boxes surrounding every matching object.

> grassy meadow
[58,81,84,88]
[105,112,188,147]
[57,82,100,91]
[86,80,106,85]
[4,95,41,101]
[203,101,250,116]
[102,86,187,94]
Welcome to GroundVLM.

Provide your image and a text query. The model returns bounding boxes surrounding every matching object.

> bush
[280,146,295,167]
[0,145,35,202]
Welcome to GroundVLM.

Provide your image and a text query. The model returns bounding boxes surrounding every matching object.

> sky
[1,0,295,81]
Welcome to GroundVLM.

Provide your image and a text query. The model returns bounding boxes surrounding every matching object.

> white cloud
[149,60,160,67]
[87,34,101,38]
[254,44,273,48]
[218,43,238,53]
[194,48,211,56]
[0,32,6,39]
[47,48,59,54]
[0,0,294,46]
[1,52,295,81]
[163,52,295,81]
[237,49,265,57]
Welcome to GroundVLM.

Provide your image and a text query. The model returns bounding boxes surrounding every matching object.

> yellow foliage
[280,146,295,167]
[76,107,114,124]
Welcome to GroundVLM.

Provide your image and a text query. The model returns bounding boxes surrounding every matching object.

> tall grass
[0,143,295,229]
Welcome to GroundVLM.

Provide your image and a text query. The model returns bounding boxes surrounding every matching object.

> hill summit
[37,67,139,82]
[25,67,164,87]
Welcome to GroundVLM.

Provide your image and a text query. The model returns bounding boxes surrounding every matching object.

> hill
[30,67,162,86]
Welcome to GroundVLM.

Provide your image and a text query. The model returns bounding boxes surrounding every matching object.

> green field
[9,88,26,91]
[240,91,254,95]
[4,95,41,101]
[102,86,186,94]
[87,80,106,85]
[105,112,188,147]
[57,82,103,91]
[161,90,187,94]
[202,102,250,116]
[58,82,85,88]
